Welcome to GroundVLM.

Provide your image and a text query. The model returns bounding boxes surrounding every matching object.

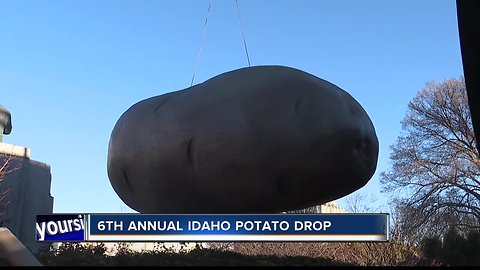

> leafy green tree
[465,230,480,265]
[441,229,468,265]
[420,229,479,266]
[421,236,442,262]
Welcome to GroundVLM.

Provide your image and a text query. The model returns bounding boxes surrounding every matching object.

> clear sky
[0,0,463,213]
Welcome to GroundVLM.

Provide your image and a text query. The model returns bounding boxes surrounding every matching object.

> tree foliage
[22,242,354,266]
[381,77,480,244]
[228,239,422,266]
[421,229,480,266]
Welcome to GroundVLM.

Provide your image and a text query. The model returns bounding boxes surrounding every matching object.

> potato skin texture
[108,65,379,213]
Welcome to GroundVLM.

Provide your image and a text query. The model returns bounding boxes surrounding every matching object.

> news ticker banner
[36,213,389,242]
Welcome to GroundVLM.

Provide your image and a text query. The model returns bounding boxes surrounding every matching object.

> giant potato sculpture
[107,65,379,213]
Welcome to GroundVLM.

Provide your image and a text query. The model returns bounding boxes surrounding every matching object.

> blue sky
[0,0,463,213]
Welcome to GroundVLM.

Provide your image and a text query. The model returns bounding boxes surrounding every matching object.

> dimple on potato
[107,65,379,213]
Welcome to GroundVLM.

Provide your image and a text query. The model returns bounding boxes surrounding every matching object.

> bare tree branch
[1,153,21,217]
[381,77,480,244]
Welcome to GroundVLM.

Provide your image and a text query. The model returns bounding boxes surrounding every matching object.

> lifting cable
[235,0,251,67]
[191,0,212,86]
[190,0,251,86]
